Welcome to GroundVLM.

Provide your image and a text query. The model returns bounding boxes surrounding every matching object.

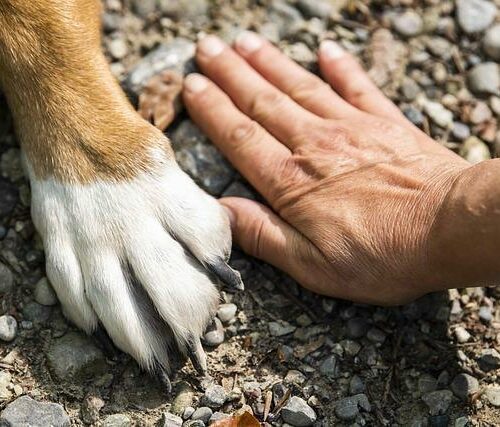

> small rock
[418,374,437,394]
[159,0,209,25]
[319,355,339,378]
[451,373,479,400]
[81,394,104,425]
[484,386,500,406]
[284,370,307,385]
[469,102,492,124]
[341,339,361,357]
[0,396,70,427]
[423,101,453,128]
[296,0,334,19]
[268,321,296,337]
[201,384,226,409]
[183,421,204,427]
[0,263,14,294]
[282,396,317,427]
[216,303,237,324]
[209,412,230,423]
[367,327,386,343]
[422,390,453,415]
[191,407,212,423]
[401,78,421,101]
[46,332,107,380]
[454,326,471,343]
[483,24,500,60]
[0,372,12,400]
[335,394,371,421]
[429,414,450,427]
[468,62,500,95]
[102,414,132,427]
[460,136,491,164]
[479,306,492,323]
[268,1,304,38]
[183,407,195,420]
[452,122,471,141]
[202,318,224,347]
[170,382,194,415]
[349,375,365,395]
[34,278,58,306]
[477,348,500,371]
[346,318,369,338]
[456,0,497,34]
[403,107,425,126]
[130,0,156,18]
[22,301,51,325]
[0,315,17,342]
[393,11,423,37]
[108,38,128,60]
[161,412,183,427]
[455,417,470,427]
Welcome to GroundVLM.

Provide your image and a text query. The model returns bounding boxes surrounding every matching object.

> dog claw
[188,336,207,376]
[157,368,173,394]
[207,258,244,291]
[93,326,119,360]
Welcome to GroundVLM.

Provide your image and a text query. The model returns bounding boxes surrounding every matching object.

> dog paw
[27,146,242,384]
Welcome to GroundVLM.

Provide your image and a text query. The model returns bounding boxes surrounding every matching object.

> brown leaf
[138,70,183,131]
[210,411,260,427]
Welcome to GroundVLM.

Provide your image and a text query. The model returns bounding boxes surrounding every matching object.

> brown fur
[0,0,171,183]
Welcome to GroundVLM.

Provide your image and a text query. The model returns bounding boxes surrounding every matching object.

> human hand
[182,32,474,305]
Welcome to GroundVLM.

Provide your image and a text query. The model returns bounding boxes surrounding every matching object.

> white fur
[26,154,231,372]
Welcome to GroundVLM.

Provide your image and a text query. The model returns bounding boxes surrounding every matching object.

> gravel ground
[1,0,500,426]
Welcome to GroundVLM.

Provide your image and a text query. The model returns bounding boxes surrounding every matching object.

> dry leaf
[211,411,260,427]
[293,336,326,360]
[138,70,183,131]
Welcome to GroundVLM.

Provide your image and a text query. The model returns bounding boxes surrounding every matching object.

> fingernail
[320,40,345,60]
[198,35,225,57]
[184,73,208,93]
[235,31,263,54]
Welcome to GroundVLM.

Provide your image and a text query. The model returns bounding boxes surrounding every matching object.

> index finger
[183,73,291,204]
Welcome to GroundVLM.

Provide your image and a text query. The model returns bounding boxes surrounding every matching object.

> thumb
[219,197,317,286]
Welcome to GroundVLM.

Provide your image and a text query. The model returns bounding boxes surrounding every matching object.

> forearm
[429,158,500,289]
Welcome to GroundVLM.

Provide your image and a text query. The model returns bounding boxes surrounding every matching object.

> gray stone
[460,137,491,164]
[401,78,420,101]
[130,0,156,18]
[346,317,369,338]
[282,396,317,427]
[0,396,70,427]
[456,0,497,34]
[284,370,307,385]
[0,179,18,217]
[335,394,371,421]
[296,0,333,19]
[484,386,500,406]
[183,421,204,427]
[403,107,425,126]
[429,414,450,427]
[455,417,469,427]
[468,62,500,95]
[451,373,479,400]
[102,414,132,427]
[161,412,183,426]
[423,101,453,128]
[22,301,51,324]
[422,390,453,415]
[454,326,471,343]
[124,38,196,97]
[158,0,209,25]
[170,121,235,196]
[217,303,237,324]
[479,306,492,323]
[202,318,224,347]
[34,278,58,306]
[477,348,500,371]
[341,339,361,357]
[319,355,339,378]
[209,412,230,423]
[191,407,212,423]
[201,384,226,409]
[183,406,195,420]
[0,263,14,294]
[418,374,437,394]
[268,321,296,337]
[349,376,365,395]
[170,382,194,415]
[483,24,500,60]
[367,327,386,343]
[268,1,304,38]
[46,332,107,381]
[452,122,471,141]
[393,11,424,37]
[0,315,17,342]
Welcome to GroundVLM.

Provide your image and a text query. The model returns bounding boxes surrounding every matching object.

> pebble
[454,326,471,343]
[161,412,183,426]
[216,303,237,324]
[210,412,230,423]
[183,407,195,420]
[319,355,340,378]
[201,384,226,409]
[451,122,471,141]
[477,348,500,371]
[34,278,58,306]
[284,370,307,385]
[367,327,386,344]
[479,306,492,323]
[159,0,209,25]
[456,0,497,34]
[468,62,500,95]
[22,301,51,325]
[202,318,224,347]
[0,396,70,427]
[102,414,132,427]
[403,107,425,126]
[422,390,453,415]
[349,375,365,394]
[484,386,500,406]
[430,414,450,427]
[170,382,194,415]
[401,78,420,101]
[0,372,12,400]
[423,101,453,128]
[460,136,491,164]
[341,339,361,357]
[183,421,204,427]
[124,38,196,97]
[296,0,333,19]
[451,373,479,400]
[418,374,437,394]
[0,315,17,342]
[483,24,500,60]
[0,179,18,217]
[346,317,369,338]
[107,38,128,60]
[393,11,423,37]
[334,394,371,421]
[281,396,317,427]
[268,1,304,38]
[170,120,235,196]
[191,407,212,423]
[46,332,107,380]
[470,102,492,124]
[269,321,296,337]
[81,394,104,425]
[0,262,14,294]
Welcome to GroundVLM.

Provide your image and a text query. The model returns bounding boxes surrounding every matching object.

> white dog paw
[28,150,242,384]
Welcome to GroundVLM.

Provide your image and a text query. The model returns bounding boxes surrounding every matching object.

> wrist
[428,159,500,290]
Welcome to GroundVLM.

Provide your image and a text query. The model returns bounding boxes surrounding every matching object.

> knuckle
[227,119,260,145]
[289,78,329,103]
[248,90,287,122]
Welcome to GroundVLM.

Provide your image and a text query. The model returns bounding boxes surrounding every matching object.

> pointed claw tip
[208,259,245,292]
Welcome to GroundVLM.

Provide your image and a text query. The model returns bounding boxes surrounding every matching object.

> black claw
[187,336,207,376]
[207,258,244,291]
[157,368,173,394]
[93,326,119,361]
